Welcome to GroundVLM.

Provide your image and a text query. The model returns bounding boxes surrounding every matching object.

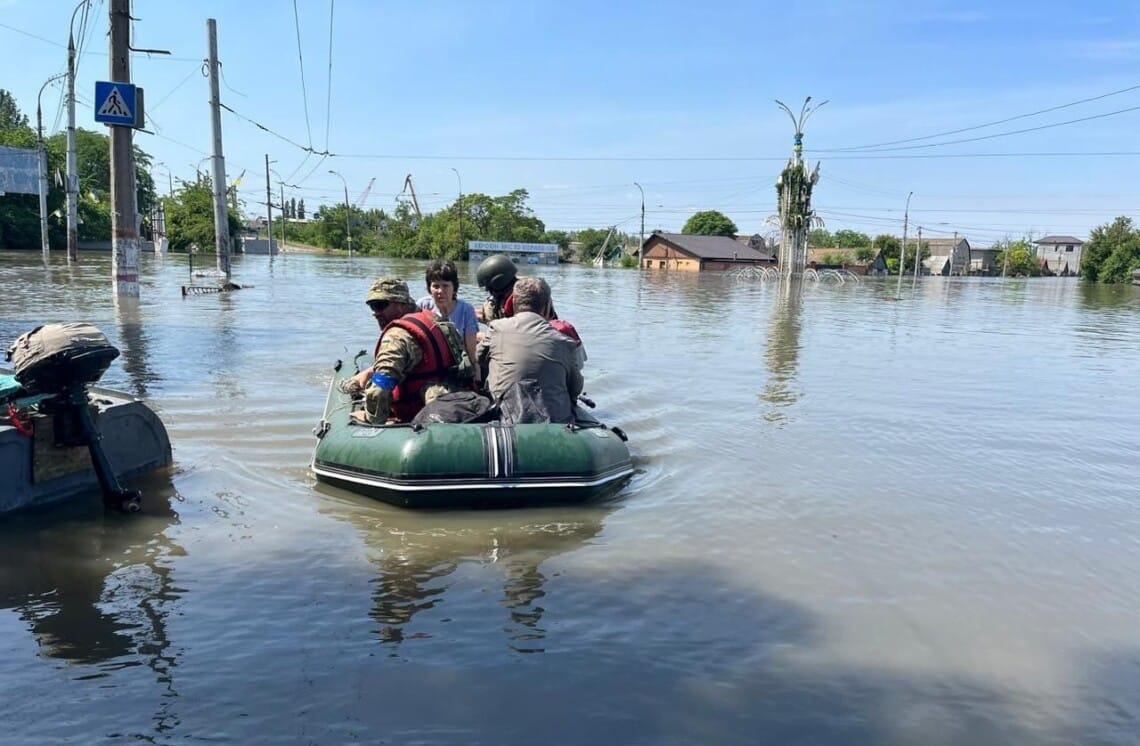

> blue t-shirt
[418,296,479,338]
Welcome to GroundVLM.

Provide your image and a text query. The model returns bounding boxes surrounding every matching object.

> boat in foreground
[2,322,172,516]
[1,370,172,516]
[311,359,634,509]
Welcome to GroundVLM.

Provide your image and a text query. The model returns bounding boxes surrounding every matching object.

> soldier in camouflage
[342,277,473,424]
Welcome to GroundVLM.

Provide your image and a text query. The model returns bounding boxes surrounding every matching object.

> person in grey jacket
[484,276,583,424]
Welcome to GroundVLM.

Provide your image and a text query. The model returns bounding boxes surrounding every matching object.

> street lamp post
[633,182,645,268]
[328,169,352,258]
[451,167,463,255]
[896,191,913,299]
[37,73,66,262]
[66,0,90,263]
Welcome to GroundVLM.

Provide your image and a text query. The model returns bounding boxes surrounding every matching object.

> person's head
[365,277,415,326]
[511,276,553,317]
[475,253,518,302]
[425,259,459,305]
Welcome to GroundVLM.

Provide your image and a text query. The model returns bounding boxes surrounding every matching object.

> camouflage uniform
[361,278,472,424]
[364,325,463,423]
[480,295,509,323]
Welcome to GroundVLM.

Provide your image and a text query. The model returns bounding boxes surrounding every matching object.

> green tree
[833,229,871,248]
[574,227,614,263]
[542,230,572,262]
[297,198,306,220]
[808,228,833,247]
[0,89,29,131]
[1082,216,1140,283]
[878,235,929,274]
[994,240,1041,277]
[165,176,241,253]
[682,210,737,236]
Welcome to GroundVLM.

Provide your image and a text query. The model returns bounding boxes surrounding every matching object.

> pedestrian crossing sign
[94,81,137,126]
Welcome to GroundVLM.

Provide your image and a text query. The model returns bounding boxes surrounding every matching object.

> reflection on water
[760,281,803,423]
[114,295,158,399]
[317,488,604,653]
[0,474,183,728]
[1,253,1139,743]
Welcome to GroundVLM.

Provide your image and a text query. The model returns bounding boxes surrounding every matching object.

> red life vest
[374,310,457,422]
[549,319,581,346]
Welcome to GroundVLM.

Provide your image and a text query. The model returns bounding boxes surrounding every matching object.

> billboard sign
[468,240,558,255]
[0,146,41,196]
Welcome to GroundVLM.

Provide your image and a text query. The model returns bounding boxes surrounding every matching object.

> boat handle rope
[6,404,33,438]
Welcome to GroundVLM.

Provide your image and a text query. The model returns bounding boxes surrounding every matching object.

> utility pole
[66,1,86,264]
[108,0,139,296]
[328,169,352,258]
[264,154,275,257]
[896,191,913,299]
[914,226,923,281]
[451,167,463,254]
[279,182,287,249]
[634,181,645,267]
[36,74,65,262]
[206,19,231,280]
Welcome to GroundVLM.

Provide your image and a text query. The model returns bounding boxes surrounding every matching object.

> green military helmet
[475,254,518,292]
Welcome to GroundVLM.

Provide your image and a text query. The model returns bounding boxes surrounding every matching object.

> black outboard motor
[5,323,142,513]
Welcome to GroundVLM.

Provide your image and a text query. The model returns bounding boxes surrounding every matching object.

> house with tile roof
[639,231,776,271]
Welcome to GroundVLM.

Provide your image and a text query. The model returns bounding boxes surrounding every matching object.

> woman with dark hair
[418,260,480,386]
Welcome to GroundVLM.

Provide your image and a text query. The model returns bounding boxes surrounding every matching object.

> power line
[822,82,1140,152]
[815,105,1140,153]
[292,0,314,149]
[220,103,326,155]
[324,0,335,153]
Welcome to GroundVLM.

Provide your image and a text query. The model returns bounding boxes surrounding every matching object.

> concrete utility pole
[451,167,463,254]
[279,182,287,248]
[896,191,913,299]
[634,181,645,266]
[206,19,231,280]
[328,169,352,258]
[66,0,87,263]
[264,154,275,257]
[108,0,139,296]
[914,226,923,280]
[37,73,66,262]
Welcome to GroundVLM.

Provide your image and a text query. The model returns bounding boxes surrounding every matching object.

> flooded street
[1,251,1139,744]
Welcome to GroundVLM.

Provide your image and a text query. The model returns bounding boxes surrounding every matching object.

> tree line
[0,90,157,249]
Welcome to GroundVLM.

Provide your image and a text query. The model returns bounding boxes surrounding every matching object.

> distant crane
[355,177,375,210]
[400,173,423,220]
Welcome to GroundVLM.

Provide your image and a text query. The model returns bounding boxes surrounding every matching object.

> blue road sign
[94,81,137,126]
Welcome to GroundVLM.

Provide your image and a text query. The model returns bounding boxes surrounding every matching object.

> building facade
[640,231,776,271]
[1033,235,1085,276]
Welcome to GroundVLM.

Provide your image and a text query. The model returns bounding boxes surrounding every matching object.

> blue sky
[3,0,1139,246]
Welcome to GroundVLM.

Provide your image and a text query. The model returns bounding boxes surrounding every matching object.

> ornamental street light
[328,169,353,258]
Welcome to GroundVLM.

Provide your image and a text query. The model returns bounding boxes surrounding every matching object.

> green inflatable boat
[311,359,634,509]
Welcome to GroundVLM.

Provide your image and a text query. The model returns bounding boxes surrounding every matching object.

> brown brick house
[640,231,776,271]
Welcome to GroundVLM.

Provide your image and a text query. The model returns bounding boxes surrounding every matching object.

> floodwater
[1,251,1138,745]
